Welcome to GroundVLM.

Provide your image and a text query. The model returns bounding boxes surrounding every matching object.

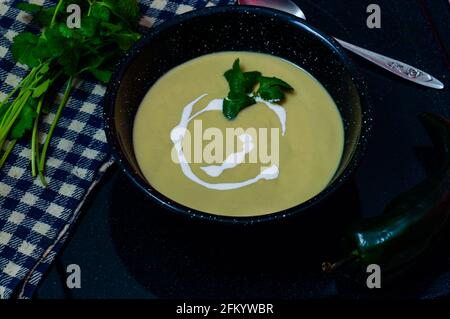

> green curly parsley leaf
[1,0,142,183]
[11,32,40,68]
[11,98,38,140]
[257,76,294,102]
[222,59,294,120]
[224,59,261,94]
[16,3,42,14]
[223,92,256,120]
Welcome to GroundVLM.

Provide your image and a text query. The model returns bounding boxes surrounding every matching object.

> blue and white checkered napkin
[0,0,233,299]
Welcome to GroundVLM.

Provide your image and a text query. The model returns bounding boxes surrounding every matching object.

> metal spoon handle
[335,38,444,89]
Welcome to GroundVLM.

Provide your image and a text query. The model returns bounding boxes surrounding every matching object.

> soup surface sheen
[133,52,344,216]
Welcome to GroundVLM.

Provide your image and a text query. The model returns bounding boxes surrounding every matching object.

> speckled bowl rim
[104,5,373,225]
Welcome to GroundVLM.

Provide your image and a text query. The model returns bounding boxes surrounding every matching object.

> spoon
[238,0,444,89]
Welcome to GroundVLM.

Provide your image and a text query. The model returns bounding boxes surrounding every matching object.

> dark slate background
[35,0,450,299]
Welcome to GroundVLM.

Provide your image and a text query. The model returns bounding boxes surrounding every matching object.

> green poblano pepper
[325,113,450,281]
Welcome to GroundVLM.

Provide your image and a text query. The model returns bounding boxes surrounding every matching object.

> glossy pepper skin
[346,113,450,277]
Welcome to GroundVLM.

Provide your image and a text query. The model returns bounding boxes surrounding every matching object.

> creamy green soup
[133,52,344,216]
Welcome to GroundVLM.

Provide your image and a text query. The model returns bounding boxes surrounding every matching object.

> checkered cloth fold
[0,0,233,299]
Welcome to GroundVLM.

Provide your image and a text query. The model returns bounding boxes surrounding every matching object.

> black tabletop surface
[35,0,450,299]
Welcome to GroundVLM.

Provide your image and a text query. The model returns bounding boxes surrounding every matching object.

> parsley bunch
[223,59,294,120]
[0,0,141,185]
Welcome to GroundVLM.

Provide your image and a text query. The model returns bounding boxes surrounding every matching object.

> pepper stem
[322,250,359,273]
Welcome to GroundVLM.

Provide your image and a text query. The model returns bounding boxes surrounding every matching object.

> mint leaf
[257,76,293,102]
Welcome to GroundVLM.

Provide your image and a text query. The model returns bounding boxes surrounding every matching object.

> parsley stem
[38,76,73,175]
[0,69,44,131]
[0,139,17,170]
[4,0,142,183]
[0,90,32,146]
[0,67,39,133]
[31,95,44,178]
[50,0,64,27]
[87,0,94,16]
[0,66,38,110]
[0,94,23,130]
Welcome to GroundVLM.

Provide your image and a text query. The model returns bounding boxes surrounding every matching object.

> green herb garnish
[222,59,294,120]
[0,0,141,185]
[256,76,294,102]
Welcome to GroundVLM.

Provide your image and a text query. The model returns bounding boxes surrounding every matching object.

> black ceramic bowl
[104,5,371,224]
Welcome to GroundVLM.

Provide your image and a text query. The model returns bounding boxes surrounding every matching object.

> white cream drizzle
[170,94,286,190]
[200,133,254,177]
[255,96,286,136]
